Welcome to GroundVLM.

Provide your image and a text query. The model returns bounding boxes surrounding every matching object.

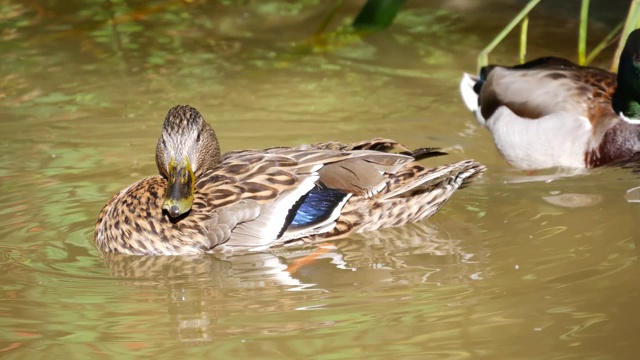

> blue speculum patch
[290,188,349,228]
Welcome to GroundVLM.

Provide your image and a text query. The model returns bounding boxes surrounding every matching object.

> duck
[94,105,485,255]
[459,29,640,170]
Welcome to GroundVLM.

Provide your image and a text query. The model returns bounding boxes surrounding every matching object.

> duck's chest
[586,121,640,167]
[487,107,592,169]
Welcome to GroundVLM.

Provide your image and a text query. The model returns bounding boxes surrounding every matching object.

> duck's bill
[162,157,195,218]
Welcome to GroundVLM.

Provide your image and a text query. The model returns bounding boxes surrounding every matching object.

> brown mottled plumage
[95,105,485,255]
[460,29,640,170]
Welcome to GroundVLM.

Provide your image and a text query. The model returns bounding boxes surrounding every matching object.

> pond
[1,0,638,358]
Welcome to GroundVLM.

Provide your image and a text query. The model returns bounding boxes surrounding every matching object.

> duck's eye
[196,133,201,143]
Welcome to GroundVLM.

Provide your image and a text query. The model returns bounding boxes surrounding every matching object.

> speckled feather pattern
[95,107,485,255]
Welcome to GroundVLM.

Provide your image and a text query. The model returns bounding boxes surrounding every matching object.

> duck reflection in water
[100,216,487,344]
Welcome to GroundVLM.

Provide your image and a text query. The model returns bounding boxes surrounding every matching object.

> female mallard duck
[459,29,640,170]
[95,105,485,255]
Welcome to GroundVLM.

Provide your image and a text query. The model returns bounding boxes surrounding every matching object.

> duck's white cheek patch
[487,107,592,169]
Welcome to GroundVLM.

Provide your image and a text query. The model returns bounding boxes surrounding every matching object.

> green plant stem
[352,0,406,31]
[578,0,590,65]
[477,0,541,71]
[612,0,640,71]
[585,22,623,65]
[519,16,528,63]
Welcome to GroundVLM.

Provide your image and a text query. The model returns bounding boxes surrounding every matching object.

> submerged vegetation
[0,0,633,113]
[2,0,633,71]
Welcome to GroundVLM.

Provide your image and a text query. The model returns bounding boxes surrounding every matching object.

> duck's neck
[613,57,640,121]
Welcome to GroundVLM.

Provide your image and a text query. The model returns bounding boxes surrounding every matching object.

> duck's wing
[223,138,447,159]
[460,57,580,114]
[478,64,616,123]
[198,149,416,251]
[307,159,485,242]
[461,57,617,126]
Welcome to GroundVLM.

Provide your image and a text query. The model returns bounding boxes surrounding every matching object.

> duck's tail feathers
[399,147,448,161]
[385,160,485,200]
[460,73,480,112]
[332,160,485,236]
[460,73,491,126]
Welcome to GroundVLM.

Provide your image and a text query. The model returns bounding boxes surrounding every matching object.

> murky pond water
[1,0,639,358]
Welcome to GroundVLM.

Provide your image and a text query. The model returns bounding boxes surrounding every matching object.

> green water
[1,0,639,358]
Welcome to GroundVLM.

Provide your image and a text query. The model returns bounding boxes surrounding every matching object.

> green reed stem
[612,0,640,71]
[578,0,590,65]
[352,0,406,31]
[519,16,529,63]
[585,22,623,65]
[478,0,541,71]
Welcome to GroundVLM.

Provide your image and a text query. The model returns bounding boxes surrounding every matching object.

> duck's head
[155,105,221,218]
[616,29,640,118]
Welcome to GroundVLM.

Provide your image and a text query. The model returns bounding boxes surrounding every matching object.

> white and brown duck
[460,29,640,170]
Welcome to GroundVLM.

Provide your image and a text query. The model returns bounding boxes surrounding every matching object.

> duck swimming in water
[460,29,640,170]
[95,105,485,255]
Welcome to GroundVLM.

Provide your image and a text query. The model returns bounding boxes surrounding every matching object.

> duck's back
[478,57,617,124]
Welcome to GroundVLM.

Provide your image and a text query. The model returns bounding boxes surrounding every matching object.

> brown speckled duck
[460,29,640,170]
[95,105,485,255]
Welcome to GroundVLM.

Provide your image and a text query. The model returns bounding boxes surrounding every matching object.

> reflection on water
[100,219,487,345]
[1,0,639,358]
